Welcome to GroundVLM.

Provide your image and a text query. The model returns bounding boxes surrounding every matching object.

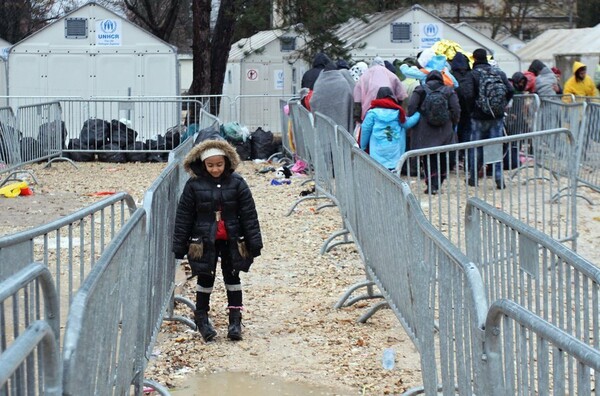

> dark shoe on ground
[496,180,506,190]
[424,186,439,195]
[227,309,243,341]
[194,310,217,342]
[468,178,477,187]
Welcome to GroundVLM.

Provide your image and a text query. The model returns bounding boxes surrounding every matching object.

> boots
[227,309,243,341]
[194,310,217,342]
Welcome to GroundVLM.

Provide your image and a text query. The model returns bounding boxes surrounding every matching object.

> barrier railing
[576,102,600,195]
[0,106,22,182]
[505,94,540,136]
[0,263,61,395]
[351,146,489,394]
[232,94,295,134]
[291,107,599,395]
[484,299,600,395]
[396,129,578,252]
[466,197,600,349]
[0,192,137,330]
[62,208,148,395]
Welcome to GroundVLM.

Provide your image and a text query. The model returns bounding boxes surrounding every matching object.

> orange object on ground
[85,191,117,196]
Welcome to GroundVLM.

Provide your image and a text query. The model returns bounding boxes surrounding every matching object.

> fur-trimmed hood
[183,139,241,178]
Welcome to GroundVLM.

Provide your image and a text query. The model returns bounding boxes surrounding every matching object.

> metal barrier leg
[551,185,594,204]
[358,300,389,323]
[333,279,383,309]
[143,379,172,396]
[45,156,78,170]
[0,170,39,187]
[320,229,353,255]
[285,194,329,216]
[162,295,196,330]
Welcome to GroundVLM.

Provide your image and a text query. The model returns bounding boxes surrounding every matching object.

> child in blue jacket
[360,87,420,170]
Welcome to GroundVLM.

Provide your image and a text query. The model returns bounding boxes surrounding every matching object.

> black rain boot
[227,309,243,341]
[194,309,217,342]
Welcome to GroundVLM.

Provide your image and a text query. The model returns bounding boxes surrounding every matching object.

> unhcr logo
[423,24,439,37]
[100,19,117,34]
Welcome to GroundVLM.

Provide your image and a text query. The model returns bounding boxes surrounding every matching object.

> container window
[280,37,296,52]
[65,18,88,39]
[390,23,411,43]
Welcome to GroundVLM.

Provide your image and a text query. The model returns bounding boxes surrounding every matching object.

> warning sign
[246,69,258,81]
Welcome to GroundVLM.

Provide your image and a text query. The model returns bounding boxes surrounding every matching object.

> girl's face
[204,155,226,178]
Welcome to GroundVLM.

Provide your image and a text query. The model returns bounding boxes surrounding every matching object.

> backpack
[475,68,508,118]
[421,84,450,126]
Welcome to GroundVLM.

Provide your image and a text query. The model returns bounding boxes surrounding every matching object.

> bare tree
[0,0,76,43]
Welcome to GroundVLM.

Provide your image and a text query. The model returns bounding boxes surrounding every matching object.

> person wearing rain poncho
[353,57,408,123]
[399,47,459,88]
[563,60,599,99]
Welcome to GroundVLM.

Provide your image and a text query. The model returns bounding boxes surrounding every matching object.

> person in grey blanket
[310,62,355,134]
[172,139,263,342]
[528,59,560,96]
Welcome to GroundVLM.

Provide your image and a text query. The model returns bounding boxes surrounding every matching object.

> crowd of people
[300,48,599,194]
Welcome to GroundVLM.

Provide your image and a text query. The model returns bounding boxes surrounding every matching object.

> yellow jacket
[563,61,599,98]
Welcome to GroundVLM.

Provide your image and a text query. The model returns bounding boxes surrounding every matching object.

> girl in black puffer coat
[172,139,263,342]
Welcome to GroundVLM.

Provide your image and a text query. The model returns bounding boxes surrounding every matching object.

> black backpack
[421,84,451,126]
[475,67,508,118]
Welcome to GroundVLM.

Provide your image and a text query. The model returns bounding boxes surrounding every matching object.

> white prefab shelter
[0,38,11,100]
[7,1,179,101]
[222,28,307,132]
[331,4,521,76]
[516,25,600,83]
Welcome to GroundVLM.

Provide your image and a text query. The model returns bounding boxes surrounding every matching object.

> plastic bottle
[382,347,395,370]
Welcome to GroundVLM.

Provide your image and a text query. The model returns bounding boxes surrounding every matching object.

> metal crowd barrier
[0,153,190,394]
[0,106,22,183]
[577,102,600,195]
[484,299,600,395]
[268,98,296,164]
[61,208,152,395]
[0,193,137,330]
[290,108,600,395]
[396,129,578,252]
[504,94,540,136]
[0,263,61,395]
[466,197,600,349]
[231,94,295,134]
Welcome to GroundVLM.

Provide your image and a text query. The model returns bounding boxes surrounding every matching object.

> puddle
[169,371,354,396]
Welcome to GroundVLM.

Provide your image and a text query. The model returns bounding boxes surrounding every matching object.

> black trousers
[195,240,242,311]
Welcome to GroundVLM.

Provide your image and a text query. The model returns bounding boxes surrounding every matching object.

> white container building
[7,1,179,102]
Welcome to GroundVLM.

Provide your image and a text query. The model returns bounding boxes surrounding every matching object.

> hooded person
[466,48,514,189]
[400,47,458,88]
[310,63,355,134]
[349,61,368,82]
[301,52,333,90]
[450,52,474,145]
[172,139,263,342]
[563,60,599,99]
[353,56,408,123]
[510,72,529,94]
[528,59,559,96]
[359,86,420,170]
[407,70,460,193]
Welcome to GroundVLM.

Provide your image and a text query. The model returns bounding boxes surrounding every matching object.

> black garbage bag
[66,138,95,162]
[80,119,110,150]
[165,126,184,150]
[126,141,148,163]
[38,120,68,151]
[20,137,43,162]
[109,119,138,149]
[145,137,168,162]
[97,142,127,163]
[194,126,223,146]
[250,127,274,160]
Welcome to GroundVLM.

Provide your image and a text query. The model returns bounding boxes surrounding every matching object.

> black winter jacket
[172,139,263,274]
